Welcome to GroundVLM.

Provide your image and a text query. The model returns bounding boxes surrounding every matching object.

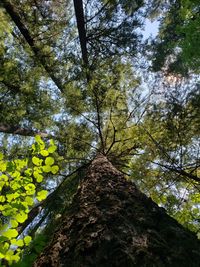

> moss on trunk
[34,155,200,267]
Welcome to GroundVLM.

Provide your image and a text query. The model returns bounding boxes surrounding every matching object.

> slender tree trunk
[73,0,88,66]
[34,154,200,267]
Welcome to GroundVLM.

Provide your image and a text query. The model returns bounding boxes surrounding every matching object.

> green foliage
[127,81,200,233]
[0,136,59,265]
[151,0,200,74]
[12,234,48,267]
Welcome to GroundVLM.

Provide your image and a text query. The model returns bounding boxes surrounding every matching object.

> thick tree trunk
[34,155,200,267]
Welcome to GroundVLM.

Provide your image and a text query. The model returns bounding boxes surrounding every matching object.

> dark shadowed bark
[34,154,200,267]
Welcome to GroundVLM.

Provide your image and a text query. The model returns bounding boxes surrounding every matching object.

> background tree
[148,0,200,75]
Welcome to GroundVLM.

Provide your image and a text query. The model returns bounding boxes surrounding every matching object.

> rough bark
[34,154,200,267]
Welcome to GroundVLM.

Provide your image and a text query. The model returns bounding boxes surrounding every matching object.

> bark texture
[34,155,200,267]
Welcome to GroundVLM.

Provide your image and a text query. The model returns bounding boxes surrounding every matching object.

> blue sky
[142,18,160,39]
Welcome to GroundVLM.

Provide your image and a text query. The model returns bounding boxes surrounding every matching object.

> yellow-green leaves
[33,135,45,150]
[51,165,59,174]
[0,135,59,264]
[45,156,54,166]
[0,195,6,202]
[40,150,49,157]
[2,229,18,239]
[25,196,34,206]
[24,183,36,195]
[0,152,3,160]
[10,219,18,228]
[0,161,7,172]
[24,235,32,246]
[48,145,57,153]
[32,156,43,166]
[42,165,52,173]
[11,238,24,247]
[15,212,28,224]
[36,190,48,201]
[33,171,44,183]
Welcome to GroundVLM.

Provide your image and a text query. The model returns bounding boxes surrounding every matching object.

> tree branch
[1,0,64,93]
[151,160,200,183]
[0,123,48,137]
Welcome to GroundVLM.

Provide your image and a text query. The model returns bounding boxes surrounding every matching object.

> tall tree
[0,0,200,266]
[34,155,200,267]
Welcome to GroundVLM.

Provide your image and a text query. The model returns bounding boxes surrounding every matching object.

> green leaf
[0,241,9,252]
[24,183,36,195]
[34,135,45,149]
[9,253,20,262]
[24,235,32,245]
[12,170,20,178]
[49,139,55,146]
[10,219,18,228]
[25,168,33,176]
[33,171,43,183]
[11,238,24,247]
[0,162,7,171]
[15,212,28,223]
[25,196,34,206]
[0,195,6,202]
[5,249,14,261]
[45,157,54,166]
[6,161,15,172]
[2,229,18,239]
[0,174,8,182]
[51,165,59,174]
[48,145,57,153]
[6,194,15,202]
[42,165,51,173]
[0,152,3,160]
[35,135,43,144]
[32,156,42,166]
[40,150,49,157]
[36,190,48,201]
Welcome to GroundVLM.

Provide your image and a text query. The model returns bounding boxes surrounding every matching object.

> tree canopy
[0,0,200,265]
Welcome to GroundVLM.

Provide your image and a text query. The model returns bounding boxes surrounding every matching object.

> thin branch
[85,1,109,23]
[105,109,117,155]
[150,160,200,183]
[93,88,105,154]
[0,124,48,137]
[70,106,98,128]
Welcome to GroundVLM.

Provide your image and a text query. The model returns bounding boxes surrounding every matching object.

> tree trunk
[73,0,88,66]
[34,154,200,267]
